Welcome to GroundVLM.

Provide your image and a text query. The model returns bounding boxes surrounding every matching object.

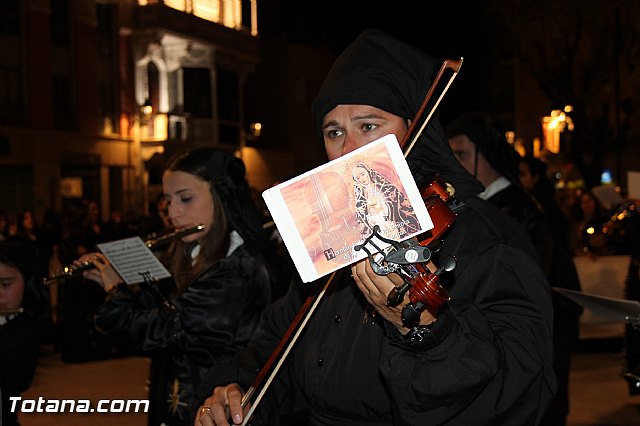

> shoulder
[448,197,538,258]
[444,198,549,299]
[196,245,273,287]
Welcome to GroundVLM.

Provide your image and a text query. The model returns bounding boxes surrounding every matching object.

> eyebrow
[162,188,192,198]
[322,114,386,130]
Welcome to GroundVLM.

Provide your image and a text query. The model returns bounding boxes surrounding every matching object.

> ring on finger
[200,406,212,414]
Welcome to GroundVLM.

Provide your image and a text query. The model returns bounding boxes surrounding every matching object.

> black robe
[198,197,555,425]
[0,313,40,426]
[94,244,272,426]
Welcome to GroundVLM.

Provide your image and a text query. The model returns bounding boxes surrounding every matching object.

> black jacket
[0,313,39,426]
[198,197,556,425]
[95,243,272,425]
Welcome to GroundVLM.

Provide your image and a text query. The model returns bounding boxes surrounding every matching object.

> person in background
[0,241,48,426]
[519,155,568,239]
[196,29,554,426]
[520,155,586,425]
[0,211,9,241]
[622,195,640,394]
[569,190,612,257]
[10,209,49,281]
[446,113,554,272]
[76,148,276,425]
[447,114,581,426]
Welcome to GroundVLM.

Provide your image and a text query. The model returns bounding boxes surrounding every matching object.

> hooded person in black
[447,113,582,425]
[196,29,555,426]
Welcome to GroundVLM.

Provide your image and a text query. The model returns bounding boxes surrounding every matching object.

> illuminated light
[251,0,258,35]
[602,227,608,234]
[586,227,595,235]
[505,131,515,144]
[193,0,219,21]
[120,115,131,137]
[154,113,168,140]
[163,0,188,13]
[139,0,254,32]
[564,105,573,113]
[533,137,541,157]
[141,99,153,117]
[618,213,626,221]
[250,122,262,138]
[541,108,574,154]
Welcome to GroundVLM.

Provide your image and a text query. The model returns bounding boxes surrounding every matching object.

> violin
[354,174,459,326]
[232,58,464,425]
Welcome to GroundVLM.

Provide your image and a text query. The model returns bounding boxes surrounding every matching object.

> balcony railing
[137,0,258,36]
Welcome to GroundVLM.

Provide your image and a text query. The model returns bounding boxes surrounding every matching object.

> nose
[342,134,361,156]
[167,202,180,223]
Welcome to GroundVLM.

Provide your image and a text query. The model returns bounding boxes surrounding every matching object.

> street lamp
[541,105,574,154]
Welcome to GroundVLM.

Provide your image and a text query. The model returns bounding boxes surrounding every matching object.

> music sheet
[97,237,172,285]
[553,287,640,322]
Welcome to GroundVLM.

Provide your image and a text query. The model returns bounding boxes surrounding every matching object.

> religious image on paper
[263,135,432,282]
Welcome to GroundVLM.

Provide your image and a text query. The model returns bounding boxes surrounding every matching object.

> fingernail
[234,413,242,423]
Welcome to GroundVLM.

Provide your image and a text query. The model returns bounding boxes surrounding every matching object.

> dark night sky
[259,0,487,56]
[257,0,493,119]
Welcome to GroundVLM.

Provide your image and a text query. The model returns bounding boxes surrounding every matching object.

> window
[0,64,24,125]
[0,0,20,36]
[52,74,75,130]
[216,69,240,145]
[183,67,212,118]
[50,0,70,46]
[97,3,119,133]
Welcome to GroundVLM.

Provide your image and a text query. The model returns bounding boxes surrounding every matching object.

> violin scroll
[401,255,455,328]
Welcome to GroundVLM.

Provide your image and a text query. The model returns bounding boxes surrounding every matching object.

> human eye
[324,127,344,140]
[362,123,378,132]
[180,195,193,204]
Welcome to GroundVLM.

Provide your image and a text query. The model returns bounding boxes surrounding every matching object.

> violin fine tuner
[355,223,454,325]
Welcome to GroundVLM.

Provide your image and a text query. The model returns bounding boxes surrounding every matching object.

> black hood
[311,29,483,200]
[165,148,268,254]
[446,112,521,184]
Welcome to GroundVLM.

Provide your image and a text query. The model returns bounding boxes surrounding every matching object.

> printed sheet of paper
[553,287,640,322]
[263,134,433,282]
[97,237,172,285]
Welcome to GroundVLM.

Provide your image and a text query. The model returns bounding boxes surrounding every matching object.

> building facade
[0,0,288,223]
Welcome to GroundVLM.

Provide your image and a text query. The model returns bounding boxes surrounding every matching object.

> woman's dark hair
[0,241,49,330]
[162,148,269,292]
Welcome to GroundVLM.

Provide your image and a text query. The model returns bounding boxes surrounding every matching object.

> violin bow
[237,57,463,425]
[239,272,336,425]
[402,58,463,158]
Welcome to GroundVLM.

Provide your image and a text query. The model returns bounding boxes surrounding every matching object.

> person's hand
[196,384,248,426]
[76,252,122,292]
[351,258,436,334]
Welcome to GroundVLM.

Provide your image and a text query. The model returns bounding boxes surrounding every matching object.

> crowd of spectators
[0,199,172,361]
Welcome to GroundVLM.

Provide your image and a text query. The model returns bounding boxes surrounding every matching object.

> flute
[43,224,205,286]
[0,307,24,315]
